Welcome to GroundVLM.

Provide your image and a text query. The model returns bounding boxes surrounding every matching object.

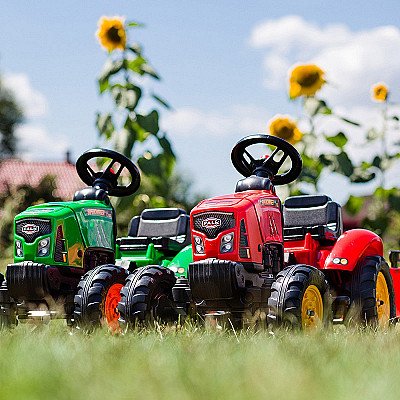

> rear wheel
[350,256,395,328]
[73,264,128,332]
[118,266,177,329]
[268,264,331,330]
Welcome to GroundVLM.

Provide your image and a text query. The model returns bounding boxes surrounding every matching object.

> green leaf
[336,152,354,177]
[152,94,172,110]
[303,98,332,116]
[340,116,361,127]
[318,154,333,166]
[98,77,109,94]
[345,195,365,216]
[96,113,114,139]
[126,21,145,28]
[141,64,160,80]
[126,56,146,75]
[157,134,176,158]
[392,115,399,121]
[98,59,124,83]
[350,169,376,183]
[124,116,149,142]
[326,132,348,148]
[138,153,162,176]
[128,43,142,55]
[111,84,142,110]
[372,156,382,168]
[137,110,159,135]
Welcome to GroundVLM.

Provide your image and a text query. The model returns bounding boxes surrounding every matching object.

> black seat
[235,175,272,192]
[128,208,191,248]
[283,194,343,242]
[73,187,110,204]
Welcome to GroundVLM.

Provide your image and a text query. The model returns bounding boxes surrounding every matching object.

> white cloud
[250,16,400,107]
[3,73,48,118]
[15,125,69,160]
[163,105,269,137]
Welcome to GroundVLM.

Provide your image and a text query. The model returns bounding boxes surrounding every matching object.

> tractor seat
[235,175,272,192]
[128,208,191,249]
[73,187,110,204]
[283,194,343,242]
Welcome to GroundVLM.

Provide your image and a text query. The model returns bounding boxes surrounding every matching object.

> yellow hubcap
[376,272,390,327]
[301,285,324,329]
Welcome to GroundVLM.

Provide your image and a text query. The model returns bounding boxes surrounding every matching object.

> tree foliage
[0,77,23,157]
[0,175,60,254]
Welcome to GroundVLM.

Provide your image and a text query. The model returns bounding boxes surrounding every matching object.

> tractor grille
[192,212,235,239]
[15,219,52,243]
[54,225,65,263]
[239,219,250,259]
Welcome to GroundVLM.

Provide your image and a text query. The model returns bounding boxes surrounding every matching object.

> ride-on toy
[0,148,192,328]
[73,207,192,331]
[118,134,400,329]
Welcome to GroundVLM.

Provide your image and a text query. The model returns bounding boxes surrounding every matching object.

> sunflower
[371,82,389,102]
[96,16,126,52]
[269,115,303,145]
[289,64,326,99]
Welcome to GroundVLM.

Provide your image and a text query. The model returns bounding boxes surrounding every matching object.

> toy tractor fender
[323,229,383,271]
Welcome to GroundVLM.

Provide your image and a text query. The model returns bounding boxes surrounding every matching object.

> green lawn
[0,323,399,400]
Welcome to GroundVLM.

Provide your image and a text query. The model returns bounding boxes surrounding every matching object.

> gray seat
[128,208,191,247]
[283,195,343,242]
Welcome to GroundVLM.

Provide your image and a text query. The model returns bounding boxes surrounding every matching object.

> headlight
[15,240,23,257]
[194,235,205,254]
[37,237,50,257]
[220,232,234,253]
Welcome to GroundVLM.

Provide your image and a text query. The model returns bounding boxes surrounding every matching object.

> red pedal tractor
[119,134,399,329]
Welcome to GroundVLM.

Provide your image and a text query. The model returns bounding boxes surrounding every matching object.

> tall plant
[269,64,400,246]
[95,16,198,230]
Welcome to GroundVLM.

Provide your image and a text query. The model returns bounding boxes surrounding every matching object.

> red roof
[0,159,84,200]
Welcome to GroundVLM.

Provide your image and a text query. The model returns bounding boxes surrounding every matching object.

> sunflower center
[297,71,320,87]
[106,26,122,44]
[276,126,294,139]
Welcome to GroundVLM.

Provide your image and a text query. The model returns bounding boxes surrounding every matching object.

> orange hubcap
[103,283,123,332]
[376,272,390,328]
[301,285,324,330]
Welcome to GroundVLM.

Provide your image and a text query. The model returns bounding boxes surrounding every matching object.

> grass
[0,323,400,400]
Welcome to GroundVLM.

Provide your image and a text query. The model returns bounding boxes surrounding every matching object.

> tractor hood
[15,200,115,255]
[194,193,254,210]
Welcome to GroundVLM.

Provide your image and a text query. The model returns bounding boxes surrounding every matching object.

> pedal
[389,250,400,268]
[332,295,350,324]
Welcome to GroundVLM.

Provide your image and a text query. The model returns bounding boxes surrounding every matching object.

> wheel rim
[376,272,390,327]
[301,285,324,329]
[103,283,123,332]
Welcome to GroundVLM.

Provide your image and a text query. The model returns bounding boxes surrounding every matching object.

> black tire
[73,264,128,331]
[0,277,17,329]
[350,256,395,327]
[118,265,177,329]
[268,264,331,329]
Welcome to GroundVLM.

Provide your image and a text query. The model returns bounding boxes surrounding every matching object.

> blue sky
[1,1,400,200]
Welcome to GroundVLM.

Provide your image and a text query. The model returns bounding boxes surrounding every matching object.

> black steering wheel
[76,148,141,197]
[231,134,302,185]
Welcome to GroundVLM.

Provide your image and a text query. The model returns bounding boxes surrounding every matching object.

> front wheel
[0,279,17,329]
[118,266,177,330]
[350,256,395,328]
[267,265,331,330]
[73,264,128,332]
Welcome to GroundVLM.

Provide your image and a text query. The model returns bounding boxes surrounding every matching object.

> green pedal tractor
[0,148,192,329]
